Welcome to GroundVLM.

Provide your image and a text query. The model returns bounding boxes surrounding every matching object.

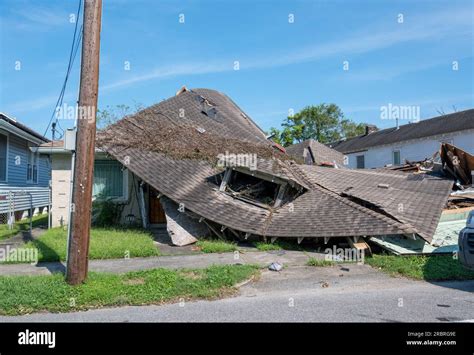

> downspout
[139,181,147,229]
[65,120,78,266]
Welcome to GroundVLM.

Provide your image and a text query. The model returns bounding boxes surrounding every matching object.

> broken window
[203,106,218,119]
[226,172,278,205]
[214,168,304,208]
[197,95,221,121]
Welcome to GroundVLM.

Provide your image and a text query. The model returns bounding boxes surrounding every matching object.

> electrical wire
[42,0,83,140]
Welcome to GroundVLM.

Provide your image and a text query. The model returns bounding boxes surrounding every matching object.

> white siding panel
[345,131,474,169]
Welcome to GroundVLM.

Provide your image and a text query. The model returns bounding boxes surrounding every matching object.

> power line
[43,0,83,140]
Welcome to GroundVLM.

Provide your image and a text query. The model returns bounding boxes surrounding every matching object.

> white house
[328,109,474,169]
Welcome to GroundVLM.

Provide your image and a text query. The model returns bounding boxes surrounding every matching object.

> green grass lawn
[196,239,237,253]
[306,257,335,267]
[253,241,282,251]
[366,254,474,281]
[0,214,48,241]
[0,264,259,315]
[6,227,160,263]
[195,238,306,254]
[253,240,304,252]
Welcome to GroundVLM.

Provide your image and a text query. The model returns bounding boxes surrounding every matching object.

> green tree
[340,119,366,139]
[283,104,343,144]
[267,126,294,147]
[269,104,367,147]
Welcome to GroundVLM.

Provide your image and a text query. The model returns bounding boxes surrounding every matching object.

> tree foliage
[268,103,367,147]
[96,102,144,130]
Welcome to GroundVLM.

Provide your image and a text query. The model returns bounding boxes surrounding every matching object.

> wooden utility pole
[66,0,102,285]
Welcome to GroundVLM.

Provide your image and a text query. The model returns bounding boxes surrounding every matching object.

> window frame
[0,131,9,183]
[392,150,401,166]
[26,149,39,184]
[356,154,365,169]
[92,159,129,202]
[219,167,305,209]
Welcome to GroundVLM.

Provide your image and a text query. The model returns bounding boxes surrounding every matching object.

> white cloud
[5,6,472,115]
[5,92,75,113]
[248,7,472,69]
[101,62,230,91]
[99,6,472,91]
[8,5,67,28]
[344,94,474,115]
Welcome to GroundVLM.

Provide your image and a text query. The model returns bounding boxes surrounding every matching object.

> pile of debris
[371,143,474,255]
[386,150,443,173]
[440,143,474,187]
[386,143,474,186]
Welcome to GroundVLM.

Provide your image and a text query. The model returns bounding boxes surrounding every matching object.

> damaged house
[328,109,474,169]
[286,138,346,167]
[46,87,455,250]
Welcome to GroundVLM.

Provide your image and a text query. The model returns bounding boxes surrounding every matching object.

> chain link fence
[0,188,50,235]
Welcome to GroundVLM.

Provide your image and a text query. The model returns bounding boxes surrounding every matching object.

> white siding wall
[345,130,474,169]
[50,153,143,227]
[51,154,72,227]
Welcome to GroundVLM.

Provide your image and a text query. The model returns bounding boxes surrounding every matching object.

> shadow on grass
[31,238,66,275]
[0,214,48,241]
[423,255,474,292]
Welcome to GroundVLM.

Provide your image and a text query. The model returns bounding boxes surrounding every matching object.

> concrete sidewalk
[0,250,326,276]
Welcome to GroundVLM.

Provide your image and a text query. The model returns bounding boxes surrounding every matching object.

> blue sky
[0,0,472,139]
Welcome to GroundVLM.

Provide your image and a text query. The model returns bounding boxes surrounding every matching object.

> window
[356,155,365,169]
[0,134,6,181]
[392,150,401,165]
[93,160,126,199]
[27,151,38,183]
[215,168,305,209]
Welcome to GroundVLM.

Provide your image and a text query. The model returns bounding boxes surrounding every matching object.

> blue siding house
[0,113,51,221]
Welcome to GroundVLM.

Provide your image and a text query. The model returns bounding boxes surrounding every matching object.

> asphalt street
[1,264,473,322]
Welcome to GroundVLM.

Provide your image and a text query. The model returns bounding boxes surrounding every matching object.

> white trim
[33,147,70,155]
[121,167,129,202]
[0,120,45,145]
[34,146,105,155]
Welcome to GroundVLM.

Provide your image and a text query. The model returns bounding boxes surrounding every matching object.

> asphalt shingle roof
[328,109,474,154]
[298,165,453,242]
[0,113,49,142]
[286,139,345,166]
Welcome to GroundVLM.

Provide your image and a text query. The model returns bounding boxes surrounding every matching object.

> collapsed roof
[97,87,453,243]
[286,139,346,167]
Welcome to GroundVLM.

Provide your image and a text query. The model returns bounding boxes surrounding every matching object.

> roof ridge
[330,108,474,153]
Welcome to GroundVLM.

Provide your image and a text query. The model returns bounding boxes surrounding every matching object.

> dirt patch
[122,278,145,285]
[178,270,203,280]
